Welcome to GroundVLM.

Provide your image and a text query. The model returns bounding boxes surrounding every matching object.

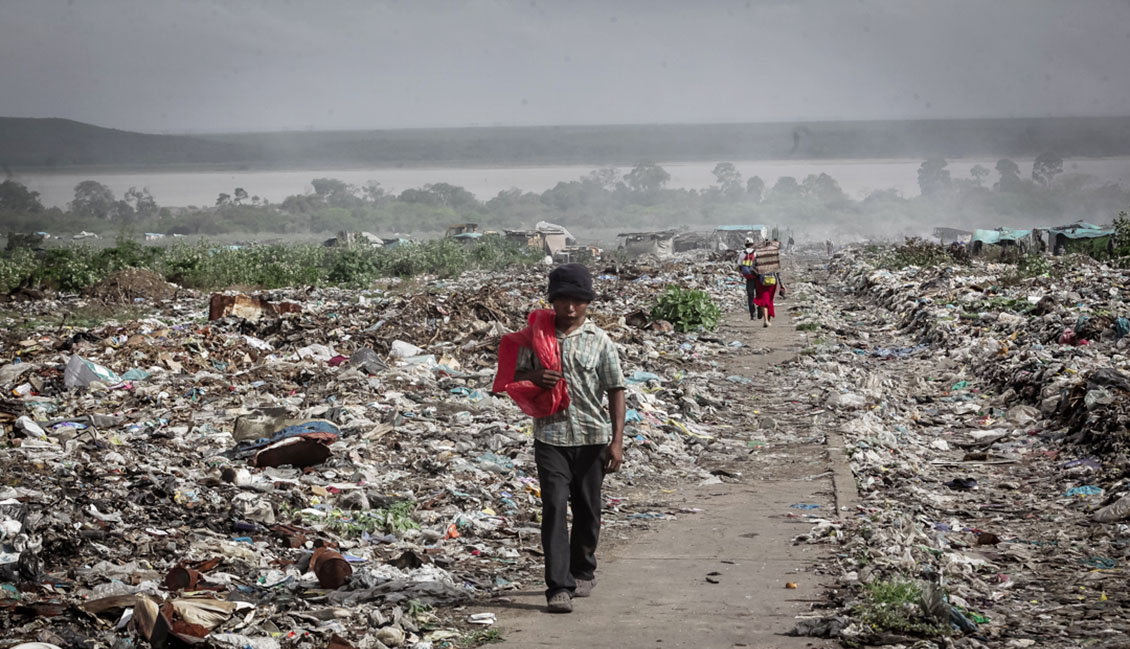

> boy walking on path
[510,263,626,613]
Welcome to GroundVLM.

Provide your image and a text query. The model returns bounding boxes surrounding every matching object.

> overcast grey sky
[2,0,1129,133]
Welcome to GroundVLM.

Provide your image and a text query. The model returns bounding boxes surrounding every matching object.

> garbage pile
[0,259,770,647]
[787,248,1130,648]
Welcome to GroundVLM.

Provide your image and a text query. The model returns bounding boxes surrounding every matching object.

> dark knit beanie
[547,263,596,302]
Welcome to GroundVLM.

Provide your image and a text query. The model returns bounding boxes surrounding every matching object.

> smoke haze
[0,0,1128,133]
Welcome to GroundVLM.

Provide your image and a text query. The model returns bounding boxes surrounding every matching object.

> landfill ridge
[0,251,839,648]
[780,246,1130,648]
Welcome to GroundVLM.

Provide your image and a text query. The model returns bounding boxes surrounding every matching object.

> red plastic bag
[492,309,570,418]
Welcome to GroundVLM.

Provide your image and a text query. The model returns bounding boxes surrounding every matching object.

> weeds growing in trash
[978,295,1032,313]
[310,501,420,537]
[872,238,961,270]
[1017,252,1051,278]
[854,578,948,638]
[998,253,1055,287]
[377,500,421,533]
[408,598,441,630]
[650,285,722,332]
[796,322,822,332]
[1,303,144,330]
[407,598,434,617]
[460,628,504,645]
[800,338,830,355]
[320,511,380,538]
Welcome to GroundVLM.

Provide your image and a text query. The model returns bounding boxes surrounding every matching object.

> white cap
[744,237,755,245]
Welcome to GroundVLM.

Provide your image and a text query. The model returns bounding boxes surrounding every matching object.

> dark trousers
[534,440,605,598]
[745,278,758,317]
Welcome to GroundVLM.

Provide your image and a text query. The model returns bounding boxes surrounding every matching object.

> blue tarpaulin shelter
[970,227,1041,256]
[972,228,1033,245]
[1047,221,1114,256]
[1047,222,1114,240]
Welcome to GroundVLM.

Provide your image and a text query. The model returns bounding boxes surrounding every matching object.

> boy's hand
[603,441,623,473]
[526,368,563,390]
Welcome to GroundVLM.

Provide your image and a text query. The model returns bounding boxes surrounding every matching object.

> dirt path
[490,293,845,648]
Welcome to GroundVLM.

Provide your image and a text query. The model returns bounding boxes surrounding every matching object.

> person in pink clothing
[752,268,785,327]
[737,239,787,327]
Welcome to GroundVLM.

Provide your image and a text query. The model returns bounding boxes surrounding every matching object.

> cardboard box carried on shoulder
[754,244,781,274]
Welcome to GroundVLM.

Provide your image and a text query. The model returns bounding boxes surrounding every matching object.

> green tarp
[972,228,1033,245]
[1048,225,1114,240]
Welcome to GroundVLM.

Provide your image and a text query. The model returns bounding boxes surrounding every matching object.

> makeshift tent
[444,223,479,237]
[452,232,483,244]
[541,232,568,255]
[970,228,1040,256]
[618,231,676,258]
[323,231,386,248]
[505,227,569,256]
[535,221,576,246]
[673,231,711,252]
[1046,221,1115,256]
[712,225,769,250]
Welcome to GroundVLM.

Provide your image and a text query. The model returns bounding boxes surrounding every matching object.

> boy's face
[551,295,590,329]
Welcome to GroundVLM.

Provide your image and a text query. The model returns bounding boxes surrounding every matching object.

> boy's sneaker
[574,578,596,598]
[546,591,573,613]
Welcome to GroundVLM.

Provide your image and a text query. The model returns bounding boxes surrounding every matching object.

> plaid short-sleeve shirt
[515,320,626,447]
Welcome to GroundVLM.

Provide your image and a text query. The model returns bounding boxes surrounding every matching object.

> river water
[14,157,1130,209]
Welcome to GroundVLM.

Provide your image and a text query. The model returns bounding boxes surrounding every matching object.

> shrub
[468,236,543,268]
[852,578,950,637]
[1017,252,1050,278]
[650,285,722,332]
[415,238,468,278]
[877,237,951,269]
[1111,209,1130,258]
[33,247,108,292]
[327,246,381,286]
[104,235,162,270]
[0,248,39,293]
[0,237,544,295]
[158,244,213,287]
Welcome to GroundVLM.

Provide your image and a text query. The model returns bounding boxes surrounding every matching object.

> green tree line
[0,235,544,294]
[2,156,1128,239]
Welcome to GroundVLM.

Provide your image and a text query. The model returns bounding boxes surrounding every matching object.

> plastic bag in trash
[390,340,424,358]
[297,344,336,362]
[826,392,867,410]
[1093,492,1130,523]
[63,355,120,388]
[349,347,388,374]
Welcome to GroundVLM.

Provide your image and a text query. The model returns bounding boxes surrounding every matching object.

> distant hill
[0,117,255,169]
[3,115,1130,170]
